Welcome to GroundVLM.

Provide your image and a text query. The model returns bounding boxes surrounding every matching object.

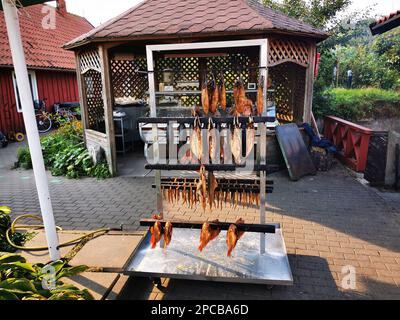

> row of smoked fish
[197,76,264,117]
[162,169,261,211]
[148,76,267,256]
[150,215,245,257]
[189,117,255,165]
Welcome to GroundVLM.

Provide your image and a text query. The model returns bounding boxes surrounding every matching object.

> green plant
[0,253,94,300]
[313,87,400,121]
[16,147,32,170]
[15,121,110,179]
[88,161,112,179]
[0,206,30,253]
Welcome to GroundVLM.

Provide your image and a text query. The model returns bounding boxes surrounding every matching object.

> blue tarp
[302,123,337,154]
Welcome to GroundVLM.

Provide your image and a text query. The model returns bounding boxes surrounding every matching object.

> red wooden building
[0,0,93,135]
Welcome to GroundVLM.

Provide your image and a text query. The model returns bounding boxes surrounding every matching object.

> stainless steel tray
[123,225,293,286]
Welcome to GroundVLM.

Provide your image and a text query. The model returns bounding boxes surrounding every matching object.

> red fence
[324,116,372,172]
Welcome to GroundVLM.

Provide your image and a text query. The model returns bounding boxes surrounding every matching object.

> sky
[48,0,400,27]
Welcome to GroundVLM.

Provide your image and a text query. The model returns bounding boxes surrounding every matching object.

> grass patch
[313,87,400,121]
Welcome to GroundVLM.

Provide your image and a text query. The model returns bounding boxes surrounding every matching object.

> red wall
[36,70,79,113]
[0,69,79,135]
[0,69,24,135]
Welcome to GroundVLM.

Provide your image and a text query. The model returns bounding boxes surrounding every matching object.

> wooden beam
[99,45,117,176]
[75,52,89,138]
[303,42,316,124]
[147,39,269,52]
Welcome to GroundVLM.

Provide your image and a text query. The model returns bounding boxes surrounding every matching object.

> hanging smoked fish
[257,78,264,116]
[233,80,240,107]
[236,80,246,115]
[226,218,245,257]
[219,74,227,112]
[196,165,207,212]
[231,118,243,165]
[208,172,218,209]
[245,118,255,159]
[190,118,202,162]
[243,98,253,117]
[208,119,218,163]
[201,81,210,115]
[210,76,219,114]
[150,218,162,249]
[163,221,173,248]
[198,219,221,252]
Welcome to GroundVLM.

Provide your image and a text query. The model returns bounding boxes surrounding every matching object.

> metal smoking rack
[123,114,293,286]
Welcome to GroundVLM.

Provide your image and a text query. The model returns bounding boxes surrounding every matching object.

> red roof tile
[65,0,327,49]
[371,9,400,27]
[0,4,93,70]
[369,9,400,35]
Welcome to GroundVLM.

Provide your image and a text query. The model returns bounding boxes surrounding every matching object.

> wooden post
[303,42,316,124]
[99,45,117,176]
[75,52,89,136]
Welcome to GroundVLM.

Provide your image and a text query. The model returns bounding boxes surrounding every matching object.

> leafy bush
[16,147,32,170]
[0,253,94,300]
[313,87,400,121]
[16,121,111,179]
[0,206,29,253]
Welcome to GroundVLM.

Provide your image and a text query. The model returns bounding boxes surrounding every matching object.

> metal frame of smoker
[147,39,269,253]
[124,39,293,286]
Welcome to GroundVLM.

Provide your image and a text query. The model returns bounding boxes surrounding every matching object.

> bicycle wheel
[36,114,52,133]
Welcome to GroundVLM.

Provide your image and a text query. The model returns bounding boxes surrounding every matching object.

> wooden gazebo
[65,0,328,175]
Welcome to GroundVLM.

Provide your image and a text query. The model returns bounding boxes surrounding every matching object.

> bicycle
[34,100,52,134]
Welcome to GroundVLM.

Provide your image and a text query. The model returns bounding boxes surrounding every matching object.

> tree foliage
[263,0,400,120]
[262,0,351,29]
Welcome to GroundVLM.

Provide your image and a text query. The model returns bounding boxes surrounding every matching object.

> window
[12,71,39,113]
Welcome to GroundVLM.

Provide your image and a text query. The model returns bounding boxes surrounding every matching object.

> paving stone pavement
[1,142,400,299]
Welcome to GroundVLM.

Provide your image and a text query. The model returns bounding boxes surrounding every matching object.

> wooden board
[275,124,316,181]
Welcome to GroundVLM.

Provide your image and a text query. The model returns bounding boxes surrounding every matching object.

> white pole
[2,0,60,260]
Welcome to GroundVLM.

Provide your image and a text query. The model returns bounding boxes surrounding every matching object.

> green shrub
[16,147,32,170]
[16,121,111,179]
[0,206,30,253]
[0,253,94,300]
[313,87,400,121]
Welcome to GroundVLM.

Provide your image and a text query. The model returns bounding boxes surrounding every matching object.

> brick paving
[1,142,399,299]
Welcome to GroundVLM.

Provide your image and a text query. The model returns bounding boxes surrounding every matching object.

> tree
[262,0,351,29]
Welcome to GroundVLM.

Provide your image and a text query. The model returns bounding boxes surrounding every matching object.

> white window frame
[145,39,269,118]
[12,70,39,113]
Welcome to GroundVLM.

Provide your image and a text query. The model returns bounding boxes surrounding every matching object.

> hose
[6,214,110,251]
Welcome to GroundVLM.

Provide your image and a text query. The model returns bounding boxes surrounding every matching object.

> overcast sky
[49,0,400,27]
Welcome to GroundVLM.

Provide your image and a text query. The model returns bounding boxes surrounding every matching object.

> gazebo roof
[65,0,327,49]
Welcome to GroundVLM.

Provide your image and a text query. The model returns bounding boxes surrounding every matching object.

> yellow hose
[6,214,110,251]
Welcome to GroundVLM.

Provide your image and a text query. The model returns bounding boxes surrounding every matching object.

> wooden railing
[324,116,372,172]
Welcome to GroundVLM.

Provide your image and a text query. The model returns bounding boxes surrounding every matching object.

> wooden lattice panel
[156,57,200,107]
[111,58,148,100]
[207,54,255,107]
[268,39,309,68]
[83,69,105,133]
[206,54,253,89]
[79,49,101,74]
[269,63,306,123]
